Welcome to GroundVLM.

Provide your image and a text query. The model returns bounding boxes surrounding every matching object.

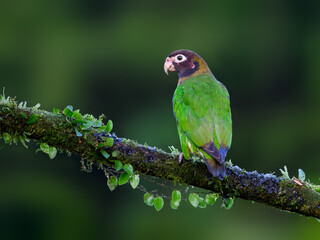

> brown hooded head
[164,49,210,81]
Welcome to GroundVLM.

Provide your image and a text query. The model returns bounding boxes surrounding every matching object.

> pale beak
[164,57,176,75]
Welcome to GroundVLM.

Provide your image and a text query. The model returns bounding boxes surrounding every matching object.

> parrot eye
[175,54,187,63]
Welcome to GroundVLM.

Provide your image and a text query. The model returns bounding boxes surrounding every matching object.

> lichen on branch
[0,94,319,219]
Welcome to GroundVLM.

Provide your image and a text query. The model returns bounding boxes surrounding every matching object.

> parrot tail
[203,157,226,180]
[201,142,227,180]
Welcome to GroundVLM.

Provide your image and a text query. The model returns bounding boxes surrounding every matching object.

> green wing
[173,73,232,160]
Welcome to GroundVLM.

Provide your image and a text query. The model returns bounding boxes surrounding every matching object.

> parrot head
[164,49,209,80]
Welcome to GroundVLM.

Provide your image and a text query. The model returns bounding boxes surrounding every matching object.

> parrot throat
[178,61,199,79]
[177,61,210,85]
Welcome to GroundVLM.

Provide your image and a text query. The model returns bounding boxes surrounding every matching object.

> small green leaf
[26,114,38,124]
[107,176,118,191]
[130,174,140,189]
[19,135,28,148]
[101,150,110,159]
[112,150,118,157]
[72,110,82,121]
[97,142,104,148]
[40,143,57,159]
[40,142,49,153]
[20,112,27,119]
[144,193,155,206]
[106,138,114,147]
[205,193,219,205]
[172,190,181,202]
[3,133,11,143]
[53,107,60,114]
[224,197,234,210]
[63,105,73,117]
[198,197,207,208]
[170,190,181,210]
[105,120,113,132]
[144,193,150,203]
[48,146,57,159]
[189,193,200,208]
[114,160,123,171]
[123,163,133,175]
[154,197,164,211]
[298,169,305,181]
[170,202,178,210]
[75,128,83,137]
[118,172,130,185]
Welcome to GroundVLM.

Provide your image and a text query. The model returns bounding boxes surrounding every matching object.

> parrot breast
[173,72,232,179]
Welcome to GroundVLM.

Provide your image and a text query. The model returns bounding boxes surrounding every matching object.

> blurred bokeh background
[1,0,319,239]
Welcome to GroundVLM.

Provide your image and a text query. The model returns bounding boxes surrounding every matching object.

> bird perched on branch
[164,49,232,180]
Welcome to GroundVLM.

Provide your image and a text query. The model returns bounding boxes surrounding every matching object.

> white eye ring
[175,54,187,63]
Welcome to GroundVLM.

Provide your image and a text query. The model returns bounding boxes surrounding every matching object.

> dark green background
[1,0,319,239]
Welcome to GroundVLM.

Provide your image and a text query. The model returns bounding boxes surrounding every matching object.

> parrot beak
[164,57,176,75]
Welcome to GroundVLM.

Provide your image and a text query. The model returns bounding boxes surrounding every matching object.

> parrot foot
[179,153,184,164]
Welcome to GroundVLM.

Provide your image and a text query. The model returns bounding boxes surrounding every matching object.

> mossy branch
[0,96,319,219]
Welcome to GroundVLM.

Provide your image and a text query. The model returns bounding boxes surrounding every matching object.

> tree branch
[0,96,319,219]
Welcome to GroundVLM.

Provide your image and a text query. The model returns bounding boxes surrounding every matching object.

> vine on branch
[0,91,319,218]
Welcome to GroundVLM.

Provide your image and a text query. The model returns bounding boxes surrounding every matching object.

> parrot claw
[179,153,184,164]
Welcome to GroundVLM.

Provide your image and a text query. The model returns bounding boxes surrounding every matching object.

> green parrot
[164,49,232,180]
